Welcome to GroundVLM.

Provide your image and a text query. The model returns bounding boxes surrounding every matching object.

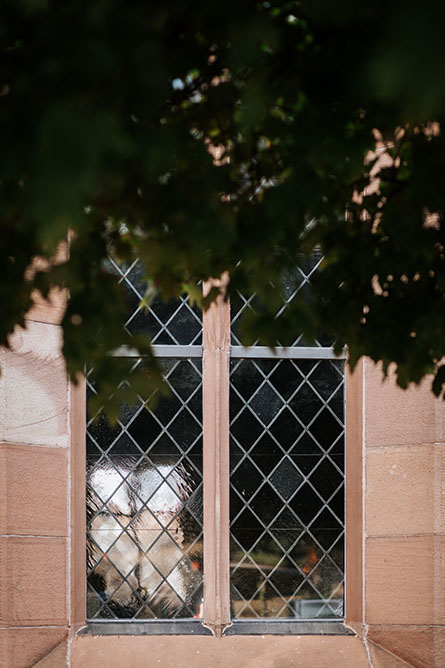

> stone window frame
[70,278,364,638]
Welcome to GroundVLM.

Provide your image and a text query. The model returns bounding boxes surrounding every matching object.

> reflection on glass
[230,358,345,619]
[86,359,203,620]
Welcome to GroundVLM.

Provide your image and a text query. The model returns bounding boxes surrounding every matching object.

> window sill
[81,619,353,636]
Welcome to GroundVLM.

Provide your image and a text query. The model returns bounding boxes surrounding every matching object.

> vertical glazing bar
[202,274,231,635]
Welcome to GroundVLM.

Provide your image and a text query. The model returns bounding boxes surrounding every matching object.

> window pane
[230,358,345,620]
[86,358,203,620]
[108,257,202,344]
[230,251,334,347]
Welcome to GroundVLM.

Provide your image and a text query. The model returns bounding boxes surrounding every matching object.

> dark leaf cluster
[2,0,445,409]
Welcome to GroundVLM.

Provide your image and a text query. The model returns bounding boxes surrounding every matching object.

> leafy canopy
[3,0,445,410]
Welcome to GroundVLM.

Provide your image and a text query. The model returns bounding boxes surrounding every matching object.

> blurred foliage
[3,0,445,409]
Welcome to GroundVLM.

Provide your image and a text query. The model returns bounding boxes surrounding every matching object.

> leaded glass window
[86,261,204,623]
[229,356,344,620]
[85,257,346,634]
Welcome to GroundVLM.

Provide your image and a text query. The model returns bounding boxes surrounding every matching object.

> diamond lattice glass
[230,251,333,348]
[108,257,202,344]
[86,357,203,620]
[229,358,345,620]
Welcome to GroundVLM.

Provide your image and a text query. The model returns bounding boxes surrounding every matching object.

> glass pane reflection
[86,359,203,620]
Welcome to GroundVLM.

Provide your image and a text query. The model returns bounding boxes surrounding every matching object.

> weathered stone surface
[0,322,68,447]
[368,625,445,668]
[366,445,435,537]
[71,634,371,668]
[0,628,67,668]
[368,641,415,667]
[0,536,67,626]
[32,639,68,668]
[0,443,67,536]
[364,361,436,448]
[25,288,67,326]
[366,536,435,625]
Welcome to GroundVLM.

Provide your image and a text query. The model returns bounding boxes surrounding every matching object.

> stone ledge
[71,634,372,668]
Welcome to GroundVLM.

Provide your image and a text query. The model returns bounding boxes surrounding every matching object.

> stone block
[366,536,435,625]
[0,322,68,447]
[0,443,67,536]
[25,288,67,326]
[368,625,445,668]
[0,536,67,626]
[366,445,434,536]
[364,361,436,448]
[0,628,67,668]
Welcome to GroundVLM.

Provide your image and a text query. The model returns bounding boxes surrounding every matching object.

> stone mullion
[202,275,231,635]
